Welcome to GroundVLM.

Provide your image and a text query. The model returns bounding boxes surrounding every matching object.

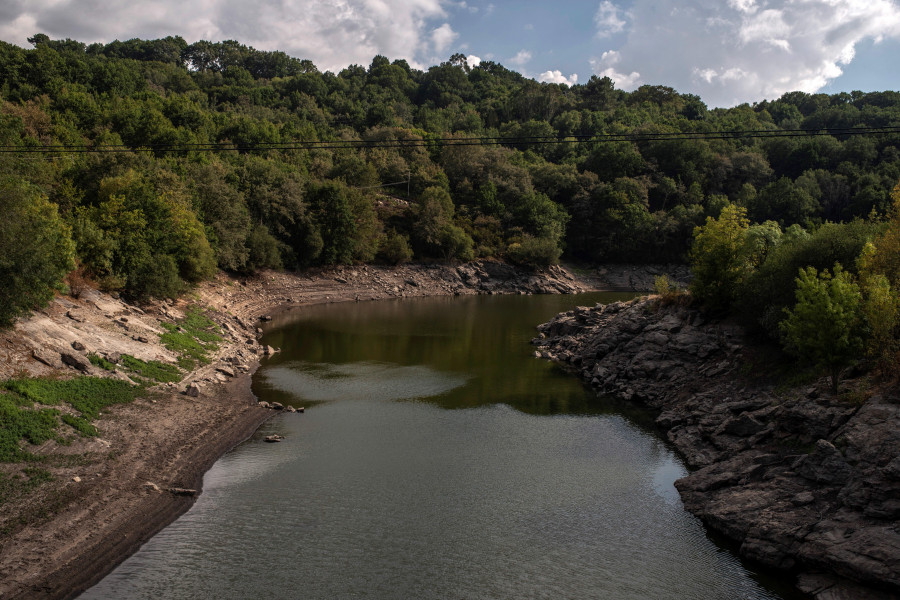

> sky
[1,0,898,107]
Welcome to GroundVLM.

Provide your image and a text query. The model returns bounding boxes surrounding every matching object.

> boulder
[32,347,62,368]
[61,352,92,373]
[185,383,201,397]
[71,340,86,351]
[215,365,235,378]
[794,440,853,485]
[724,414,768,437]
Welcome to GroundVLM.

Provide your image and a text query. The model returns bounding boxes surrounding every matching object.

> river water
[83,293,797,599]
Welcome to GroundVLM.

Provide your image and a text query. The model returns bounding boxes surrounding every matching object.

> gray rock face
[535,297,900,597]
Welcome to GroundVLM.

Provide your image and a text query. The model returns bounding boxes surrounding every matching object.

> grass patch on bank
[0,377,144,461]
[88,353,117,371]
[120,355,181,383]
[159,307,222,370]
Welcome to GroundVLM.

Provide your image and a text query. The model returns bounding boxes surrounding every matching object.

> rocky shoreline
[534,297,900,600]
[0,260,593,600]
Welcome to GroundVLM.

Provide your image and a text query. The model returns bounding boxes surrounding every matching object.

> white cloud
[431,22,458,55]
[539,69,578,85]
[509,49,532,65]
[0,0,450,72]
[590,50,641,89]
[467,54,482,67]
[595,0,627,38]
[596,0,900,106]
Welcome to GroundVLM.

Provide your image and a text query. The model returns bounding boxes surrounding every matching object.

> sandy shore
[0,261,613,600]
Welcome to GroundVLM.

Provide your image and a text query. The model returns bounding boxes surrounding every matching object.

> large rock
[794,440,853,486]
[32,347,62,368]
[61,352,92,373]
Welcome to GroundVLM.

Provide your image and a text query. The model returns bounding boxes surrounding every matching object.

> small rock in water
[264,434,284,443]
[258,401,271,409]
[270,402,284,410]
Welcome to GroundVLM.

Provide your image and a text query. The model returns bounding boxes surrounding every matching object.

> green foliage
[0,179,75,327]
[736,220,875,337]
[378,231,413,265]
[2,33,900,322]
[0,376,142,460]
[307,181,357,265]
[506,236,562,268]
[87,353,116,371]
[0,393,61,461]
[158,307,222,369]
[779,265,864,393]
[1,376,143,419]
[689,204,750,312]
[62,414,98,437]
[121,355,182,383]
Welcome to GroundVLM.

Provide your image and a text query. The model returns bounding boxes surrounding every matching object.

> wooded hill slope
[1,34,899,322]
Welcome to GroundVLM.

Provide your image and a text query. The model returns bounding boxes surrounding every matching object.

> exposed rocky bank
[535,297,900,600]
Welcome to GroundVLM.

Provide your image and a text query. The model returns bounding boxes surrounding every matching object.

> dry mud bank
[0,261,593,600]
[536,297,900,600]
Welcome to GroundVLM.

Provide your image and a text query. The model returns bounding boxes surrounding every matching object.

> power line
[1,126,899,155]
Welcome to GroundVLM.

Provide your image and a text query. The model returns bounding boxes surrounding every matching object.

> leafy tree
[378,231,413,264]
[0,180,75,326]
[689,203,750,312]
[307,181,357,265]
[780,265,864,393]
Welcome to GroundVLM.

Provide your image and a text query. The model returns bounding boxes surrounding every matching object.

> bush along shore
[534,296,900,600]
[0,260,593,600]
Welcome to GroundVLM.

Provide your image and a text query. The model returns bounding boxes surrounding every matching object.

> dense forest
[1,34,899,359]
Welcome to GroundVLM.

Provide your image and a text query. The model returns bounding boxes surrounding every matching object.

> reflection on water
[82,294,796,600]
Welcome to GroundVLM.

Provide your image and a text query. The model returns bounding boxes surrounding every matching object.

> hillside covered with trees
[1,34,899,341]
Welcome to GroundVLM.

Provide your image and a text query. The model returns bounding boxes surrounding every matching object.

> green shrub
[689,203,749,313]
[506,236,562,268]
[377,231,413,265]
[780,265,864,393]
[736,220,876,337]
